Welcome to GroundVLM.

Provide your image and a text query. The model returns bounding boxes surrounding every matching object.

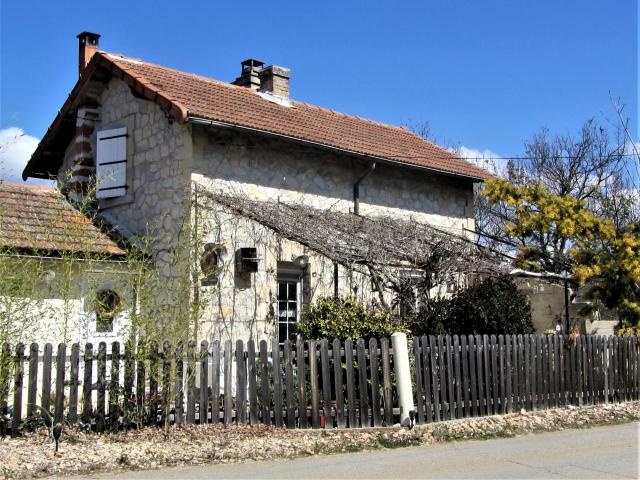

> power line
[191,139,639,165]
[385,152,639,163]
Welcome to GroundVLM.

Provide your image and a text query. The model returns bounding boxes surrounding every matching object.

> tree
[483,178,615,274]
[475,119,632,254]
[483,177,640,327]
[572,224,640,326]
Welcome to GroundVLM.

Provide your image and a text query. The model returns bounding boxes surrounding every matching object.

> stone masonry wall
[191,127,476,343]
[96,79,192,242]
[192,128,475,230]
[57,78,194,331]
[194,201,378,343]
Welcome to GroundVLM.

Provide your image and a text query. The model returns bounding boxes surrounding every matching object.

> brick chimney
[259,65,291,99]
[77,32,100,77]
[232,59,264,91]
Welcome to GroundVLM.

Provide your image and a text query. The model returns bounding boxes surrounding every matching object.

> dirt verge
[1,402,638,479]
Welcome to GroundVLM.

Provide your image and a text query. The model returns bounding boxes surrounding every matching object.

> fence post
[0,343,10,437]
[12,343,25,436]
[27,343,39,419]
[391,332,413,426]
[54,343,67,425]
[69,343,80,425]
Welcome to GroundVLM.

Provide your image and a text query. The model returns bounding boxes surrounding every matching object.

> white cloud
[623,139,640,159]
[454,145,508,177]
[0,127,53,186]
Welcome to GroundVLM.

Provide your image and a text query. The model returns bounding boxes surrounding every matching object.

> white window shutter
[96,127,127,199]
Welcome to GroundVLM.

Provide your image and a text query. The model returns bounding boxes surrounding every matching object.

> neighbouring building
[0,182,132,345]
[21,32,491,345]
[511,272,620,336]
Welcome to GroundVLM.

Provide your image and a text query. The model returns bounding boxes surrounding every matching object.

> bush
[298,296,402,340]
[409,275,534,336]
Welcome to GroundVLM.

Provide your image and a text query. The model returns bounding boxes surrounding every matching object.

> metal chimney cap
[240,59,265,72]
[77,32,101,46]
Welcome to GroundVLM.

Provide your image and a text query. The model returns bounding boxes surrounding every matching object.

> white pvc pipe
[391,332,414,426]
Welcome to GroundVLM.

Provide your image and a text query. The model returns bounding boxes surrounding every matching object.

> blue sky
[0,0,637,182]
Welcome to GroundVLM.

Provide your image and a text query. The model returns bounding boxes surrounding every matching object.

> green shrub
[409,275,534,336]
[298,296,402,340]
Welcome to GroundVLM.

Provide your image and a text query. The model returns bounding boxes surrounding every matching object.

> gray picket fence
[1,334,638,437]
[412,334,639,422]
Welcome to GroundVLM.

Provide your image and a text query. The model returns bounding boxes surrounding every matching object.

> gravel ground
[1,402,638,479]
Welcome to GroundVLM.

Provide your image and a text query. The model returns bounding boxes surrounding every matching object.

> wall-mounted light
[39,270,56,285]
[292,255,309,269]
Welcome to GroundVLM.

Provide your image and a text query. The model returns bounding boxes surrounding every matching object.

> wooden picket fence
[0,337,395,435]
[1,334,638,437]
[412,334,639,422]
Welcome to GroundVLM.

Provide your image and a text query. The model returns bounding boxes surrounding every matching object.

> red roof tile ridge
[101,52,189,121]
[106,52,251,93]
[0,181,58,193]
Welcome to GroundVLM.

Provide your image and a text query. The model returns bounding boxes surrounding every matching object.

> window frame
[397,269,425,317]
[94,289,121,334]
[277,261,303,344]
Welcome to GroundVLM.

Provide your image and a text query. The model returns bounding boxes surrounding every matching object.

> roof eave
[22,53,189,181]
[186,116,489,182]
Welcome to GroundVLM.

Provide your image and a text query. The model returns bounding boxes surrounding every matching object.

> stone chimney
[77,32,100,77]
[232,59,264,91]
[259,65,291,99]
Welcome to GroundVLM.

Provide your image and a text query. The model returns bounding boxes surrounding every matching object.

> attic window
[96,127,128,199]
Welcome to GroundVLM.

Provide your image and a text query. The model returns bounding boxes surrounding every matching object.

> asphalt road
[73,422,639,479]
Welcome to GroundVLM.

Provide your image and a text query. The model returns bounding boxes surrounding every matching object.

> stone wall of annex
[1,257,133,346]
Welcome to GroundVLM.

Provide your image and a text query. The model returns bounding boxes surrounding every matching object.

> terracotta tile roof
[24,52,491,181]
[0,182,126,256]
[104,53,490,180]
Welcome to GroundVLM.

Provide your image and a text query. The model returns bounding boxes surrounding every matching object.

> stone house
[511,271,619,336]
[0,181,132,345]
[22,32,490,344]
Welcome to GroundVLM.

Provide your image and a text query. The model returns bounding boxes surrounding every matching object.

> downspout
[353,162,376,215]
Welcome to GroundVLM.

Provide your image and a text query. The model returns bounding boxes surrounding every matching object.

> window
[94,289,121,333]
[96,127,127,199]
[277,262,303,343]
[397,270,423,318]
[200,243,221,286]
